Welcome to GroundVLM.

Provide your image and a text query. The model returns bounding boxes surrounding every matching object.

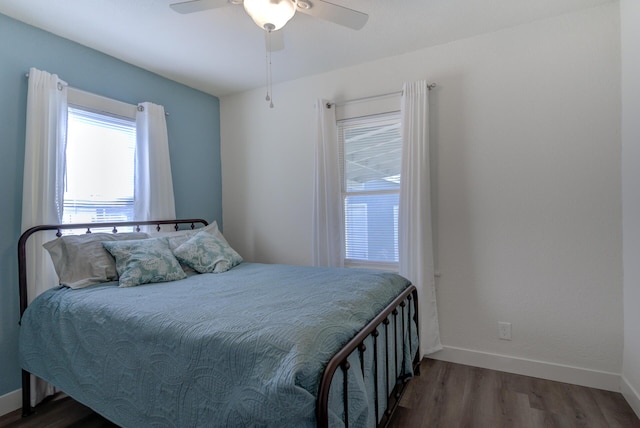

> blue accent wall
[0,13,222,397]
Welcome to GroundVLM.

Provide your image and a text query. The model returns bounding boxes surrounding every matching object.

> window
[63,89,137,227]
[338,111,402,268]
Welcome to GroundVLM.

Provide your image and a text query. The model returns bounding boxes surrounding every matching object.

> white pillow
[43,232,149,289]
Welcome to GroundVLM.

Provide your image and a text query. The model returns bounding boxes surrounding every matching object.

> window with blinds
[338,111,402,268]
[63,106,136,225]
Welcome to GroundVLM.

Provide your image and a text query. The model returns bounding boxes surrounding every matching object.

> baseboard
[429,346,620,392]
[0,389,21,418]
[621,376,640,419]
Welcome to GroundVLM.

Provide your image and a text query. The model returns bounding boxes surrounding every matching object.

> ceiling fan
[169,0,368,107]
[169,0,369,32]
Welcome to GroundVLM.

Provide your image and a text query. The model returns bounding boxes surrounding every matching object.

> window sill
[344,259,399,272]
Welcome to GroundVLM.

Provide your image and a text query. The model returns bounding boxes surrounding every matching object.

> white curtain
[21,66,68,405]
[399,81,442,355]
[22,67,67,300]
[312,99,344,267]
[134,102,176,229]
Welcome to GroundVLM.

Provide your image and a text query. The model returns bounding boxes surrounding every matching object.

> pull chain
[265,28,274,108]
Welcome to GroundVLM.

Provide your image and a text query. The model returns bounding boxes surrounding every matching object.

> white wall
[621,0,640,416]
[221,4,622,382]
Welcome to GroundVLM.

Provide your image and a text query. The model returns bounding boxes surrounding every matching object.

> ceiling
[0,0,614,97]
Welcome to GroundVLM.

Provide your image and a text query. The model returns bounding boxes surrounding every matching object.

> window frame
[337,109,402,270]
[63,89,138,228]
[67,88,137,120]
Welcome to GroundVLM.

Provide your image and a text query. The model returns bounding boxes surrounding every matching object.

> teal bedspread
[20,263,417,427]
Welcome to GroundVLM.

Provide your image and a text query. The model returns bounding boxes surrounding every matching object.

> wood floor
[391,359,640,428]
[0,393,115,428]
[1,359,638,428]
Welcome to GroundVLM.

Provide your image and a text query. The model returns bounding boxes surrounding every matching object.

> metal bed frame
[17,219,420,427]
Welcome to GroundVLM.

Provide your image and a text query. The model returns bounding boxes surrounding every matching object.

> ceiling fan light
[243,0,296,31]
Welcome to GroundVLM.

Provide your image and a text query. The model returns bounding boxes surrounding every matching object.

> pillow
[43,232,149,289]
[102,237,187,288]
[149,222,224,273]
[173,230,243,274]
[146,221,221,249]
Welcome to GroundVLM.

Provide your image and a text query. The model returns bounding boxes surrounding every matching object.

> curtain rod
[24,72,170,116]
[326,83,436,109]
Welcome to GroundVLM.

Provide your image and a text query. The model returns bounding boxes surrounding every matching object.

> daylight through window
[338,111,402,268]
[63,106,136,225]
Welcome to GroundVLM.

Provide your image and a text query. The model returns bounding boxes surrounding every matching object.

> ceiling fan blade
[170,0,230,14]
[297,0,368,30]
[265,30,285,52]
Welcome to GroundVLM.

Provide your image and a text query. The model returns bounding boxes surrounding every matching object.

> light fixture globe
[243,0,296,31]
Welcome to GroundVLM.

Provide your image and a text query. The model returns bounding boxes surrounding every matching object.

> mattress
[19,262,417,427]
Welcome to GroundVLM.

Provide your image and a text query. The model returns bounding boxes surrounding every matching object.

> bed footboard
[316,284,420,428]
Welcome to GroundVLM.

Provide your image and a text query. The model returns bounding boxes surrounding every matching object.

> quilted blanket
[20,262,416,427]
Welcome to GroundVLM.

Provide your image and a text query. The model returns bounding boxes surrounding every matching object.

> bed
[17,219,420,427]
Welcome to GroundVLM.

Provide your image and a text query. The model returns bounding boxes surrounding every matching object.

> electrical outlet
[498,322,512,340]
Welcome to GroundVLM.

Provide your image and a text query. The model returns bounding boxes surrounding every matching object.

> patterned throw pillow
[102,237,187,287]
[150,221,224,251]
[173,230,243,274]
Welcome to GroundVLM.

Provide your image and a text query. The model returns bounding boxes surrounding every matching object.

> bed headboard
[18,218,209,318]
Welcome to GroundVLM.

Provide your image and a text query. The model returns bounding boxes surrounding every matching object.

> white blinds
[338,112,402,265]
[63,107,136,225]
